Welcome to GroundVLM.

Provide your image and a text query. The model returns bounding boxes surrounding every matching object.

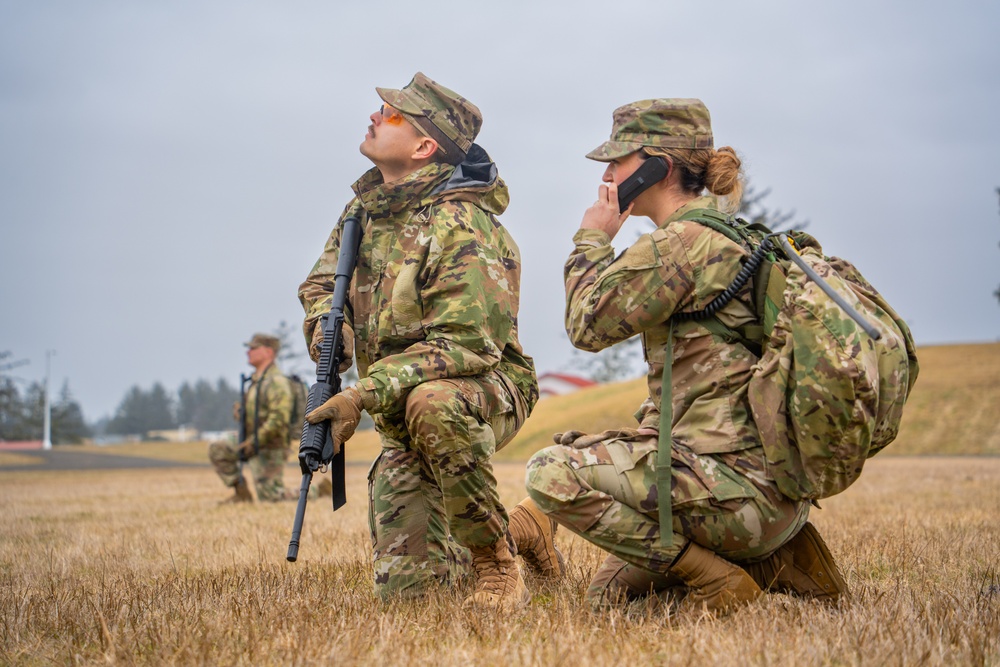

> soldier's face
[602,152,645,187]
[603,152,661,218]
[360,104,424,168]
[246,345,273,369]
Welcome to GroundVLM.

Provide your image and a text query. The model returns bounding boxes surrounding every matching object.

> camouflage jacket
[564,196,761,455]
[245,363,293,449]
[299,145,538,417]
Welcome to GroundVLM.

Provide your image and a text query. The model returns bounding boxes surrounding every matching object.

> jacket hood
[431,143,509,215]
[352,143,509,217]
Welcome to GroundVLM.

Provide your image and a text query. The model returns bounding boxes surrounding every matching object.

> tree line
[0,353,90,443]
[0,371,243,443]
[100,378,242,436]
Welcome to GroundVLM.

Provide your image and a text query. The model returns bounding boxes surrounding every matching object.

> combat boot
[586,554,686,610]
[221,477,253,504]
[508,498,565,578]
[463,538,530,611]
[741,522,848,604]
[670,541,761,617]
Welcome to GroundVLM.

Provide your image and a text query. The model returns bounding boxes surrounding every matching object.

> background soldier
[525,99,846,616]
[298,73,551,609]
[209,333,295,503]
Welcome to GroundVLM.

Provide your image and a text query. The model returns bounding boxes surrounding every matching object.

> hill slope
[497,342,1000,460]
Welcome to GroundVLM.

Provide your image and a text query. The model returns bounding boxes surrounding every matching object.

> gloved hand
[552,428,652,449]
[305,387,364,447]
[237,438,256,461]
[310,323,355,373]
[232,401,241,422]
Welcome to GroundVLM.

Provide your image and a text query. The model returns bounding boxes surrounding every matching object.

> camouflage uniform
[525,99,810,603]
[299,74,538,597]
[209,362,294,502]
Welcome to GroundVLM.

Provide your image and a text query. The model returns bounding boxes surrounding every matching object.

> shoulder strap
[657,322,674,548]
[677,208,770,247]
[655,214,773,525]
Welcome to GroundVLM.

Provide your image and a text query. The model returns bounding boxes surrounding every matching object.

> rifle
[287,215,362,562]
[237,373,253,463]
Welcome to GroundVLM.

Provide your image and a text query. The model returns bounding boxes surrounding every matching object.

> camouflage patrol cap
[586,98,714,162]
[376,72,482,162]
[244,333,280,352]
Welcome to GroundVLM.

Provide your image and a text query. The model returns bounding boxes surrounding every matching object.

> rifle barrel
[286,472,313,562]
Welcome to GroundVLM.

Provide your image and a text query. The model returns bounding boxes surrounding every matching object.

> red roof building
[537,372,597,398]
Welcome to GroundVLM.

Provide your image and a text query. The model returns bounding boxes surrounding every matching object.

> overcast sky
[2,1,998,422]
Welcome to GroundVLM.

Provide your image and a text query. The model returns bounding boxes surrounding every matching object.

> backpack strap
[655,210,772,546]
[657,320,674,548]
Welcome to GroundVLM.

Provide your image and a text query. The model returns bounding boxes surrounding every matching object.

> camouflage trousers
[526,431,809,591]
[367,372,525,598]
[208,440,292,502]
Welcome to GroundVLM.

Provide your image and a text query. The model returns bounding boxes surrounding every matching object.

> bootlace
[471,548,513,595]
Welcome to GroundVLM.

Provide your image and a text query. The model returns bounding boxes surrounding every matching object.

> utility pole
[42,349,55,450]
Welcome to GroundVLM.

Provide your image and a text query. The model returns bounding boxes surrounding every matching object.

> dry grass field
[1,459,998,665]
[1,343,998,665]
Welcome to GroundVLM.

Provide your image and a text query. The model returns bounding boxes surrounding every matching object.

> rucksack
[286,374,310,444]
[674,209,919,502]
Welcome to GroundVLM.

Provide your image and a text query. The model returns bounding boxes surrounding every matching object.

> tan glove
[232,401,241,422]
[237,438,256,459]
[305,387,364,447]
[310,323,355,373]
[552,428,649,449]
[338,326,355,373]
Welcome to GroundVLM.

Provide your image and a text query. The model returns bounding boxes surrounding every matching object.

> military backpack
[672,209,919,502]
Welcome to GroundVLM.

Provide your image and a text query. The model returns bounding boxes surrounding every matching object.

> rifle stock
[287,215,362,562]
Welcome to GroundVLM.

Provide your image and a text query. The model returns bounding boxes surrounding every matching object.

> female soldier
[525,99,846,616]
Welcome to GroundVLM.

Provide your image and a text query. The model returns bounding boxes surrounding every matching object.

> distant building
[537,372,597,398]
[146,427,200,442]
[0,440,43,450]
[201,429,238,443]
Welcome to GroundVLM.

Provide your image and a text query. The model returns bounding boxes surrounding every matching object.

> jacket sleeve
[355,204,516,413]
[298,202,359,352]
[563,226,696,352]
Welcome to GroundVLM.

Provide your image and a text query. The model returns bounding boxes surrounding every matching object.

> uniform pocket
[367,451,384,548]
[605,434,658,474]
[671,445,756,506]
[390,262,424,337]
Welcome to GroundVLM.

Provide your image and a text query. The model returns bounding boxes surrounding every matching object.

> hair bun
[705,146,742,196]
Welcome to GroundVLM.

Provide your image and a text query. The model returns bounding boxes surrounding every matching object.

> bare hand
[579,180,633,240]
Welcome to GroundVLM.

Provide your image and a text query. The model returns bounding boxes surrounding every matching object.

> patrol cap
[376,72,482,163]
[586,98,714,162]
[244,333,280,352]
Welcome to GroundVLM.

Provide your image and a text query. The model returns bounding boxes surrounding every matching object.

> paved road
[0,449,206,472]
[0,449,379,472]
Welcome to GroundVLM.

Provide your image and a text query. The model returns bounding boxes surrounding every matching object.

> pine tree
[51,381,90,444]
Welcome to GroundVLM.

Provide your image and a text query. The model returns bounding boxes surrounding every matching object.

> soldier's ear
[411,137,440,161]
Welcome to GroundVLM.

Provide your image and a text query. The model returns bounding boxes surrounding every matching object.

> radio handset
[616,157,669,213]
